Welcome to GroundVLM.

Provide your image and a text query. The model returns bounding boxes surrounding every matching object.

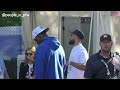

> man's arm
[34,46,46,79]
[69,61,86,71]
[69,51,88,71]
[84,58,95,79]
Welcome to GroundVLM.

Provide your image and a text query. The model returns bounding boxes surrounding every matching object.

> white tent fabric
[21,11,36,50]
[92,11,115,54]
[21,11,117,55]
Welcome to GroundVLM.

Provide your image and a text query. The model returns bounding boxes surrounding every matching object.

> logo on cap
[103,34,107,38]
[100,34,112,42]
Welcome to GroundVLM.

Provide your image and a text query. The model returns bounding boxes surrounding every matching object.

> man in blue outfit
[32,26,66,79]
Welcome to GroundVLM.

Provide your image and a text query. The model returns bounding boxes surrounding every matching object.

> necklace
[100,53,109,59]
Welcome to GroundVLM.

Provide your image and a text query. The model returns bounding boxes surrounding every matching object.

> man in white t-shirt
[0,57,9,79]
[67,29,89,79]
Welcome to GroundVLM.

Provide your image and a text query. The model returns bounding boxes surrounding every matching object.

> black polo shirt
[84,50,114,79]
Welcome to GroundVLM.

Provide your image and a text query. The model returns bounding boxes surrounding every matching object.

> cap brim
[44,28,49,32]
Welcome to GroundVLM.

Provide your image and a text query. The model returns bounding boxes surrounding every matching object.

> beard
[103,48,110,52]
[102,47,112,53]
[69,40,75,45]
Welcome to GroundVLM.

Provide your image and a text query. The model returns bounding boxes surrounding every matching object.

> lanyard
[101,59,112,78]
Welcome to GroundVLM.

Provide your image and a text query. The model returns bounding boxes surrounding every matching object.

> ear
[39,34,44,39]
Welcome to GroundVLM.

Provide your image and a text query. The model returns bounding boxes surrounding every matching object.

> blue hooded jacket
[34,37,66,79]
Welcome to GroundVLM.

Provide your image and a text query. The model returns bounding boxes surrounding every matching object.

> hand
[26,56,34,62]
[25,75,34,79]
[31,76,34,79]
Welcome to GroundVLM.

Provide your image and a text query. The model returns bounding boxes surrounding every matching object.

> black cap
[72,29,85,40]
[100,34,112,42]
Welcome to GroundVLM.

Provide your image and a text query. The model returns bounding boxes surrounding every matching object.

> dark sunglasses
[25,53,33,56]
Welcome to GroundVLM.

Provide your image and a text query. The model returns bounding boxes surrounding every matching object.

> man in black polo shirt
[84,34,115,79]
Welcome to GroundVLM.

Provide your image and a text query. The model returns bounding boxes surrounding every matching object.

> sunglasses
[25,53,33,56]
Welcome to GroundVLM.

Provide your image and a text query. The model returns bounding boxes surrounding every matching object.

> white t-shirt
[67,43,89,79]
[28,64,33,76]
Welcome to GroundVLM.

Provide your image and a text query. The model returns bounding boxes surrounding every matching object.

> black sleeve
[84,58,95,78]
[19,62,27,79]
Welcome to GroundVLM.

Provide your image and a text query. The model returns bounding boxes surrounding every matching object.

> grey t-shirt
[0,57,7,79]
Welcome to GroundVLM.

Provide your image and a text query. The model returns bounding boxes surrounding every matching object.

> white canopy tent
[21,11,36,50]
[18,11,120,79]
[21,11,120,55]
[89,11,115,55]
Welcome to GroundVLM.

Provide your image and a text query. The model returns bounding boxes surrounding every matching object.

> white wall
[92,11,116,54]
